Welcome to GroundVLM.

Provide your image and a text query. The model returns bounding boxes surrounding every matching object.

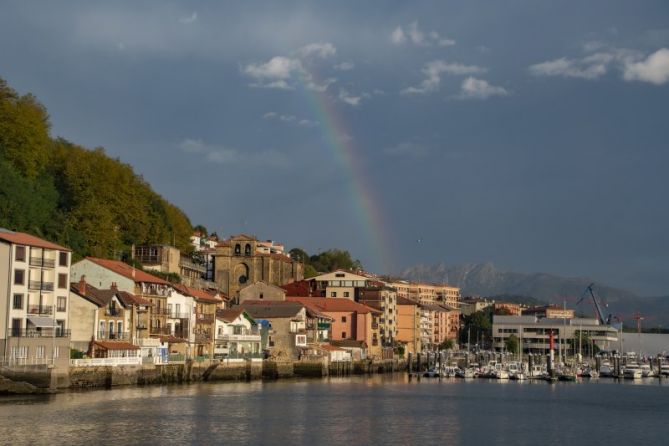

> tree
[459,309,493,346]
[505,334,519,354]
[439,338,455,350]
[193,225,208,236]
[570,330,600,357]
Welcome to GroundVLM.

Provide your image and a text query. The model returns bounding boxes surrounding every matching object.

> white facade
[166,288,195,345]
[214,312,261,358]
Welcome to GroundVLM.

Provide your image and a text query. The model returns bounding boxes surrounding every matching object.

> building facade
[0,229,71,369]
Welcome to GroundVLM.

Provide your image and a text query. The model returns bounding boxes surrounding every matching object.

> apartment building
[0,229,71,368]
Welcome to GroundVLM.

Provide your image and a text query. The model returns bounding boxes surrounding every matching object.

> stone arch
[234,263,250,285]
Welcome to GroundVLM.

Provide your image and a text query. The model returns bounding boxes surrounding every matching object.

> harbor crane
[576,283,611,326]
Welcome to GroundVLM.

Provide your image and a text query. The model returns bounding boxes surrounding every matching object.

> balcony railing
[8,329,70,338]
[29,281,54,291]
[167,312,191,319]
[105,308,124,317]
[30,257,55,268]
[149,327,172,335]
[195,333,213,343]
[97,331,131,340]
[27,304,53,315]
[217,333,261,342]
[196,313,215,323]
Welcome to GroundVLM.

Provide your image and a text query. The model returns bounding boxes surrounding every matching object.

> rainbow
[299,71,394,274]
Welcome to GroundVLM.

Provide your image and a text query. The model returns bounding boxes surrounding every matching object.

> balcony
[195,333,213,343]
[27,304,53,315]
[8,329,70,338]
[30,257,55,268]
[167,312,191,320]
[149,327,172,336]
[217,333,261,342]
[196,313,215,324]
[372,323,379,329]
[29,281,54,291]
[105,308,124,317]
[97,331,131,341]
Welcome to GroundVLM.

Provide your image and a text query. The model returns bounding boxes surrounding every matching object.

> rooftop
[286,297,380,314]
[0,228,71,251]
[85,257,169,285]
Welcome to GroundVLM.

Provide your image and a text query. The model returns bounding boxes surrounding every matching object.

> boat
[599,361,614,377]
[455,368,475,379]
[510,372,527,381]
[423,368,441,378]
[493,369,509,380]
[623,363,643,379]
[640,364,655,378]
[558,372,577,382]
[581,367,599,378]
[660,364,669,377]
[441,366,458,378]
[528,364,546,379]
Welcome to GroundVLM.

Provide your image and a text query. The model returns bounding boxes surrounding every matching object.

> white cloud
[391,21,455,47]
[338,88,362,106]
[334,61,354,71]
[263,112,318,127]
[402,60,486,95]
[391,26,406,44]
[623,48,669,85]
[178,11,197,24]
[179,139,289,167]
[384,141,429,157]
[529,55,609,79]
[296,42,336,59]
[456,77,509,100]
[242,56,303,89]
[305,76,336,92]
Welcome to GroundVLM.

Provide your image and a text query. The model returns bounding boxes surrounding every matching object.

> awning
[27,315,58,328]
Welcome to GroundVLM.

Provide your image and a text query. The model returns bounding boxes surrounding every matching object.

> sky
[1,1,668,295]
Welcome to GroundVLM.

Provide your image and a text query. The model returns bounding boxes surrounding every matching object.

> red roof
[173,284,223,304]
[0,230,70,251]
[216,308,246,323]
[86,257,169,285]
[287,297,380,314]
[282,280,321,297]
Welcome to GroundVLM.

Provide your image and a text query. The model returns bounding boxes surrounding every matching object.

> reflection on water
[0,375,667,445]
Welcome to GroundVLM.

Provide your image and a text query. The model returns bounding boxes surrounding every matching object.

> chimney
[111,282,118,292]
[79,275,87,295]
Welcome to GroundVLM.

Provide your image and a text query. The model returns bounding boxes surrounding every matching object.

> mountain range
[402,262,669,328]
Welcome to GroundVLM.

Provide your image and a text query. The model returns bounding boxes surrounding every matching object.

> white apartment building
[0,229,71,368]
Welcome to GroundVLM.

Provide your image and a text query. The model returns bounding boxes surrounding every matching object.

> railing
[167,312,191,319]
[70,356,142,367]
[27,304,53,315]
[217,333,261,342]
[196,313,215,323]
[105,308,123,317]
[28,281,54,291]
[8,329,70,338]
[97,332,131,341]
[30,257,55,268]
[195,333,213,343]
[179,259,206,273]
[149,327,172,335]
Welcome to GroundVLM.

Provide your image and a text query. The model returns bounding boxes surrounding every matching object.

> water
[1,375,667,445]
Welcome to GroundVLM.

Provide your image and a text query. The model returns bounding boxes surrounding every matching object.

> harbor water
[1,375,667,445]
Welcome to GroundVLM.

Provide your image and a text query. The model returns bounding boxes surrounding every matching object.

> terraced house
[174,284,226,358]
[0,229,71,369]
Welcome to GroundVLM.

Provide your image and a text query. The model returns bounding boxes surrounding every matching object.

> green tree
[439,338,455,350]
[505,334,519,354]
[459,309,493,346]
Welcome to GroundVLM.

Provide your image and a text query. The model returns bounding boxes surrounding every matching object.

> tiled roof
[286,297,380,314]
[92,341,139,350]
[86,257,169,285]
[241,301,304,319]
[0,229,71,251]
[216,308,246,323]
[319,343,346,352]
[173,284,223,303]
[281,280,319,297]
[71,281,152,307]
[331,339,367,349]
[396,296,419,306]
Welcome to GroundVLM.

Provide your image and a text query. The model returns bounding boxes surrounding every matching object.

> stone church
[213,234,303,303]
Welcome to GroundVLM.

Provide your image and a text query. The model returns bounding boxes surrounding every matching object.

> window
[99,320,105,337]
[59,251,68,267]
[57,296,66,312]
[11,319,21,336]
[295,335,307,346]
[109,321,115,336]
[13,294,23,310]
[341,332,346,338]
[53,347,60,358]
[118,321,123,336]
[15,246,26,262]
[341,316,347,323]
[343,292,350,298]
[335,273,345,278]
[58,273,68,289]
[244,244,251,256]
[12,346,28,359]
[259,293,264,300]
[331,292,337,297]
[14,269,25,285]
[35,346,45,359]
[234,244,241,255]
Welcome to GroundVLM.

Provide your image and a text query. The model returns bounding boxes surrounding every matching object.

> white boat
[456,368,475,379]
[441,366,458,377]
[528,364,546,378]
[623,363,643,379]
[581,367,599,378]
[661,365,669,377]
[599,361,614,377]
[423,368,441,378]
[640,364,655,378]
[493,369,510,379]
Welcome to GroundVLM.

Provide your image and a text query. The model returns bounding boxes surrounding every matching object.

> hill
[0,77,193,259]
